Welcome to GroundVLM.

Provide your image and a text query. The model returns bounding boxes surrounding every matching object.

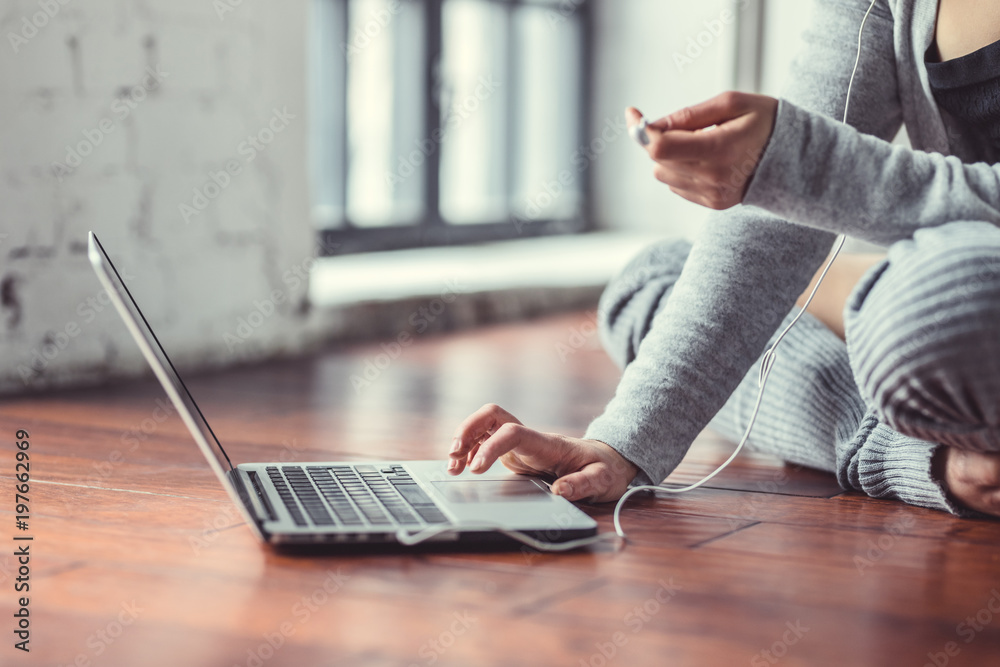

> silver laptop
[88,231,597,548]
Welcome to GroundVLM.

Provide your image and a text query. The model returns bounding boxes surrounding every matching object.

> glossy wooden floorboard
[2,311,999,667]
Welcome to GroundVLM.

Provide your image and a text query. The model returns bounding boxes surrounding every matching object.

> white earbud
[629,117,650,146]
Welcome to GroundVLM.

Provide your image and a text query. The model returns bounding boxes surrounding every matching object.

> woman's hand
[939,447,1000,517]
[628,91,779,210]
[448,403,639,503]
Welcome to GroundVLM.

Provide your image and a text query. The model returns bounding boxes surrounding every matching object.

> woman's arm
[583,0,905,485]
[451,0,914,496]
[743,101,1000,246]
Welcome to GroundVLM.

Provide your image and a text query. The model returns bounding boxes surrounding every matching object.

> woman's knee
[597,238,693,368]
[845,222,1000,448]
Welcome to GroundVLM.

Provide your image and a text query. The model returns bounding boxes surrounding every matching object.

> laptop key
[355,505,391,525]
[311,465,449,528]
[281,466,335,526]
[308,469,363,526]
[362,483,422,525]
[265,467,307,527]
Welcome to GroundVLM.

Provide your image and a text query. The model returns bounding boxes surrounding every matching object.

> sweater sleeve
[585,0,905,485]
[839,411,972,516]
[743,101,1000,245]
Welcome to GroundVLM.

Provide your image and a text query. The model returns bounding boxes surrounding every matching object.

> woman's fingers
[625,106,644,127]
[648,129,715,162]
[652,164,700,191]
[944,449,1000,517]
[448,403,522,475]
[652,91,753,132]
[628,91,777,210]
[469,422,553,474]
[552,462,608,502]
[446,406,641,503]
[552,455,638,503]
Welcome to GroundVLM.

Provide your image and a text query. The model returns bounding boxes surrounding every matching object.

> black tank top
[925,37,1000,150]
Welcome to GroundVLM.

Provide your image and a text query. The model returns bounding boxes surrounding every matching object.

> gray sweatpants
[596,221,1000,513]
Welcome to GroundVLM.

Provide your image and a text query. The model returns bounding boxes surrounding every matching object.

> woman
[448,0,1000,517]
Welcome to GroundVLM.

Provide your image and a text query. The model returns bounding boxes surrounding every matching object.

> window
[310,0,593,254]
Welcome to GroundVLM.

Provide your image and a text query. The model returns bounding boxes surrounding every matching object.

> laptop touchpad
[432,479,552,503]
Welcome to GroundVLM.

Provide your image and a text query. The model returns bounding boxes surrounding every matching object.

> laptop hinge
[246,470,277,521]
[229,469,272,526]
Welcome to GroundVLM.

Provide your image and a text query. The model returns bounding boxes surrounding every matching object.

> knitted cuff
[857,421,969,515]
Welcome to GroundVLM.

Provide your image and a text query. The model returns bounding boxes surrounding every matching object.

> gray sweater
[585,0,1000,487]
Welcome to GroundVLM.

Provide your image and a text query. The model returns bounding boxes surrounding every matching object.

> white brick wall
[0,0,318,392]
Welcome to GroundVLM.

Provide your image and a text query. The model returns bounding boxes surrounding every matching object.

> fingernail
[470,456,483,471]
[449,438,461,454]
[559,482,574,498]
[447,459,458,473]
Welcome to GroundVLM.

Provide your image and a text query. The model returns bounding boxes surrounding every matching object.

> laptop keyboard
[265,464,449,529]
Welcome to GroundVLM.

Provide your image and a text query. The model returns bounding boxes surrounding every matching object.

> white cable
[612,0,879,541]
[395,524,623,552]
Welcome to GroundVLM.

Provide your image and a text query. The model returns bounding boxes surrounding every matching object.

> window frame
[314,0,595,255]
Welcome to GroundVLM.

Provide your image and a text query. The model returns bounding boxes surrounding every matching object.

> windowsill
[307,231,663,343]
[309,231,662,307]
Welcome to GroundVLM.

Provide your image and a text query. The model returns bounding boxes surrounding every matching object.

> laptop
[87,232,598,548]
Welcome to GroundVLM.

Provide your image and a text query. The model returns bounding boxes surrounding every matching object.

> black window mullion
[339,0,353,229]
[577,0,595,227]
[503,2,518,220]
[423,0,444,226]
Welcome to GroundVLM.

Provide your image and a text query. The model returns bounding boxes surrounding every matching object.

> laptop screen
[87,232,239,491]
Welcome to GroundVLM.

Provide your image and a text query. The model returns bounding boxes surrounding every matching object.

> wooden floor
[3,311,1000,667]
